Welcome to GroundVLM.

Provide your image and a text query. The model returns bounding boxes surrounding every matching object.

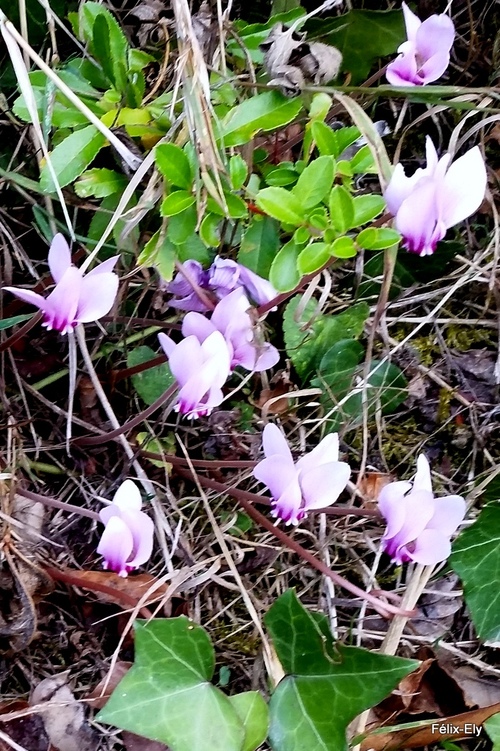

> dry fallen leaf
[31,673,97,751]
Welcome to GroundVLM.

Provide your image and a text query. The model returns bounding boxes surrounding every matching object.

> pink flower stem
[174,467,411,618]
[17,487,100,521]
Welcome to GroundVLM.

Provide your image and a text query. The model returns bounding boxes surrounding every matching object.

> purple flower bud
[158,330,231,419]
[97,480,154,577]
[384,137,487,256]
[4,234,119,333]
[378,455,466,566]
[253,424,351,525]
[386,3,455,87]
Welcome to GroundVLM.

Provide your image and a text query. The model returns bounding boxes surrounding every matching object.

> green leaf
[329,185,355,234]
[221,91,302,147]
[349,144,376,174]
[229,692,269,751]
[292,156,335,210]
[357,227,401,250]
[450,505,500,643]
[161,191,196,216]
[167,206,198,245]
[75,168,128,198]
[310,121,339,157]
[330,236,357,258]
[256,187,306,225]
[155,144,193,189]
[0,313,33,331]
[270,241,301,292]
[200,214,221,247]
[314,9,405,84]
[308,93,332,122]
[40,125,106,192]
[311,340,364,398]
[207,192,248,219]
[297,242,331,275]
[485,713,500,750]
[127,346,175,405]
[283,296,369,380]
[229,154,248,190]
[352,195,386,227]
[265,167,298,187]
[265,591,418,751]
[97,619,245,751]
[238,216,280,278]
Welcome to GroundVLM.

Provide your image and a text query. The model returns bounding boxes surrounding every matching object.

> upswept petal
[253,454,300,508]
[378,482,413,540]
[299,461,351,510]
[415,13,455,62]
[119,509,155,568]
[168,335,205,387]
[395,177,444,254]
[211,288,250,334]
[407,528,451,565]
[254,342,280,371]
[412,454,432,493]
[426,494,466,535]
[384,163,425,216]
[261,423,294,462]
[272,477,304,525]
[48,234,72,283]
[419,51,453,85]
[85,256,120,276]
[200,331,231,379]
[44,266,82,333]
[402,2,421,42]
[390,489,435,549]
[3,287,47,312]
[97,515,134,576]
[182,311,217,343]
[386,49,419,86]
[296,433,340,474]
[424,136,440,175]
[112,479,143,512]
[441,146,487,229]
[237,264,278,306]
[209,257,240,295]
[77,272,118,323]
[169,260,205,296]
[176,354,227,416]
[158,332,177,358]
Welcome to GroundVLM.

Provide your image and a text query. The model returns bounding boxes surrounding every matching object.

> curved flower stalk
[158,330,231,419]
[386,2,455,87]
[384,137,487,256]
[378,454,466,566]
[4,234,119,333]
[253,424,351,525]
[166,256,277,312]
[97,480,154,577]
[183,288,280,372]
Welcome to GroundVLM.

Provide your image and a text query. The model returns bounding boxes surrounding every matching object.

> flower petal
[412,454,433,493]
[3,286,47,312]
[97,515,134,576]
[384,163,424,216]
[415,13,455,63]
[44,266,82,333]
[299,461,351,510]
[441,146,487,229]
[48,234,72,283]
[378,481,413,539]
[119,509,155,568]
[296,433,340,474]
[261,423,294,462]
[168,335,205,387]
[253,455,303,524]
[158,332,177,358]
[85,256,120,276]
[112,479,143,512]
[237,264,278,306]
[76,272,119,323]
[253,342,280,371]
[211,288,250,334]
[407,528,451,565]
[182,311,217,343]
[395,177,445,255]
[386,48,420,86]
[402,2,421,42]
[391,489,435,550]
[209,257,240,297]
[426,494,466,535]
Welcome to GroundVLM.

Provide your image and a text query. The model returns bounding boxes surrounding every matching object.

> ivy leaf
[127,345,174,406]
[265,591,417,751]
[40,125,106,192]
[450,505,500,643]
[485,713,500,750]
[283,296,369,380]
[229,692,269,751]
[97,619,245,751]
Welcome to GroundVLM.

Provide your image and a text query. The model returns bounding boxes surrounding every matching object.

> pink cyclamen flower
[158,329,231,418]
[182,288,279,372]
[253,424,351,525]
[378,454,466,566]
[384,136,487,256]
[3,234,119,334]
[97,480,154,577]
[386,2,455,87]
[166,257,277,312]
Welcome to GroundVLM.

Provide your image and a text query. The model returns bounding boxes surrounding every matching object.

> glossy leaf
[297,242,331,275]
[97,619,245,751]
[127,346,174,406]
[200,214,222,247]
[357,227,401,250]
[292,156,336,210]
[265,591,417,751]
[40,125,106,192]
[256,187,306,226]
[155,143,193,189]
[352,194,386,227]
[270,241,301,292]
[229,154,248,190]
[75,168,128,198]
[161,191,196,216]
[330,236,357,258]
[221,91,302,147]
[329,185,355,234]
[311,121,338,157]
[450,505,500,643]
[238,216,280,278]
[485,713,500,750]
[167,206,198,245]
[229,692,269,751]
